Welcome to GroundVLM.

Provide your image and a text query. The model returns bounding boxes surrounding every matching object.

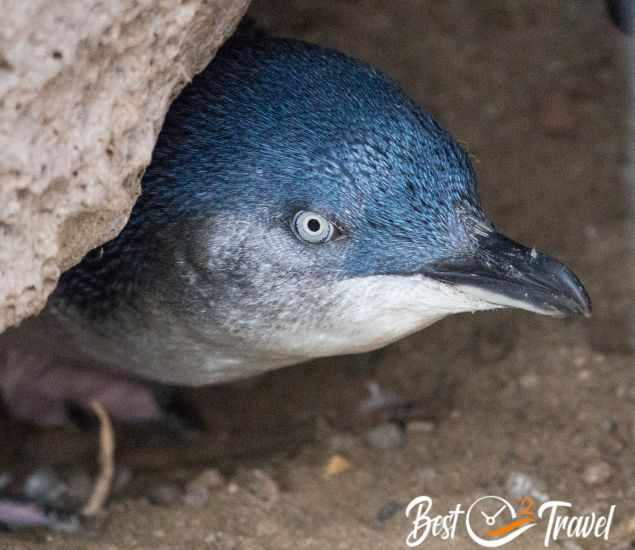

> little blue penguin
[1,30,590,427]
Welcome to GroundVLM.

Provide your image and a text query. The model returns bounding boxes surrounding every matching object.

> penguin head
[145,37,590,361]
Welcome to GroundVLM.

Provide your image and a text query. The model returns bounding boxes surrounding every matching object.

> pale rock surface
[0,0,250,333]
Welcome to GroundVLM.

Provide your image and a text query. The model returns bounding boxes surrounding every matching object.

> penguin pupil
[307,219,321,232]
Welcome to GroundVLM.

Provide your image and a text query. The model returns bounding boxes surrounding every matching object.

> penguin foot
[0,347,204,433]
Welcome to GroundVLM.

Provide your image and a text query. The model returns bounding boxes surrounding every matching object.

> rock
[0,0,250,333]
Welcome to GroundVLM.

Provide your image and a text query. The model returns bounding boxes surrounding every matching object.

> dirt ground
[2,1,634,549]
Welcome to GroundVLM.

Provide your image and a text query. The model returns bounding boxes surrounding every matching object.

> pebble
[236,469,279,507]
[505,472,550,503]
[365,423,406,450]
[582,461,612,486]
[328,432,357,453]
[182,484,210,508]
[148,483,182,506]
[22,468,67,507]
[322,454,352,479]
[188,468,226,491]
[573,354,587,368]
[182,468,226,508]
[376,500,402,523]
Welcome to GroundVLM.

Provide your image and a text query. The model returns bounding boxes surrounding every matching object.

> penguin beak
[423,231,591,318]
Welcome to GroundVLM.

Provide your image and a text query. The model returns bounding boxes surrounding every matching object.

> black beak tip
[557,266,592,318]
[421,230,592,320]
[573,287,592,319]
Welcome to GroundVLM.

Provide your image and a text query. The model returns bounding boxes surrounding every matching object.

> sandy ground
[2,1,634,549]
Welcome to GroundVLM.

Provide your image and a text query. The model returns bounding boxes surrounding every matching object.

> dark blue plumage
[149,36,482,264]
[57,35,484,317]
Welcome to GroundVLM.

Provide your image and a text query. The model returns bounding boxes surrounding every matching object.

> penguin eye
[292,211,337,244]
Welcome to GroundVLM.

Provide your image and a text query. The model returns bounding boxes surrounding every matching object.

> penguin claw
[63,387,205,442]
